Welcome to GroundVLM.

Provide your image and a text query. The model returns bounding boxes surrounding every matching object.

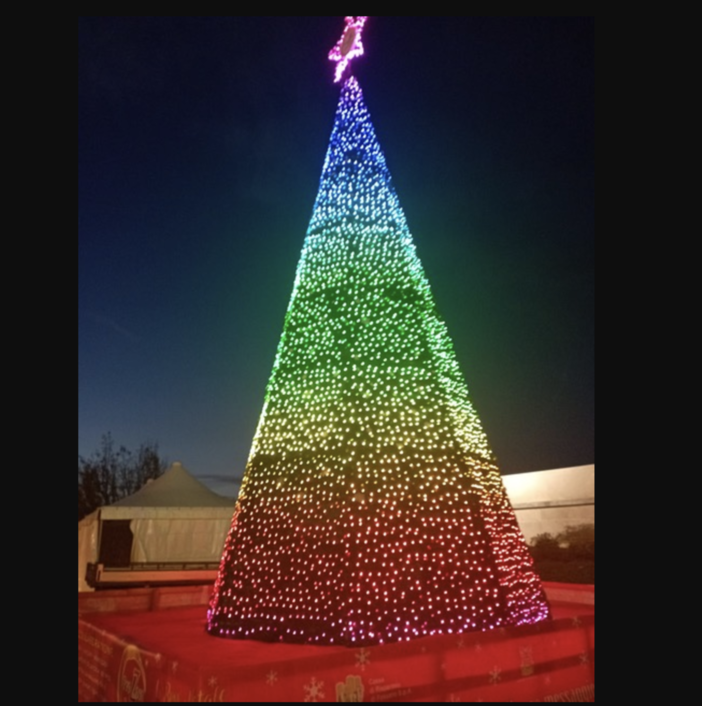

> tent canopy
[101,461,234,519]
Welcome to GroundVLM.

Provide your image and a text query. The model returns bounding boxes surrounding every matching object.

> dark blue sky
[79,17,594,497]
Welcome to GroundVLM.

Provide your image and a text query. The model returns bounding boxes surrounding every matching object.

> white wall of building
[502,464,594,543]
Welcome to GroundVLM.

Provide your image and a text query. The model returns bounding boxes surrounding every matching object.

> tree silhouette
[78,433,167,520]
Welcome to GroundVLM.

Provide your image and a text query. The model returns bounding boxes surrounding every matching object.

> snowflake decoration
[328,16,368,82]
[579,652,590,665]
[266,670,278,686]
[304,677,325,702]
[355,648,371,671]
[572,616,582,628]
[456,637,465,649]
[489,666,502,685]
[208,676,218,688]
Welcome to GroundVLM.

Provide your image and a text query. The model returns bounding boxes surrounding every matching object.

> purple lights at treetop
[328,16,368,83]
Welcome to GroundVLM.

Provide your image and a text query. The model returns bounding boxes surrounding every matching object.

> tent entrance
[98,520,134,568]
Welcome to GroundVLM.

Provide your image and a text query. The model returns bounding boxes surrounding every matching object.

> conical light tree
[207,17,550,646]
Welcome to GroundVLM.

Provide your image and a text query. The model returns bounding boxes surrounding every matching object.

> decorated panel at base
[79,611,594,702]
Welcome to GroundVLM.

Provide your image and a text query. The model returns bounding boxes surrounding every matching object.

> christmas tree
[207,17,550,646]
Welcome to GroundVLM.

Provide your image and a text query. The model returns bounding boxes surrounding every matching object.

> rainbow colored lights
[207,73,551,646]
[328,16,368,83]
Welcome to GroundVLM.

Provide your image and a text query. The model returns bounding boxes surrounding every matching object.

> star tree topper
[328,16,368,83]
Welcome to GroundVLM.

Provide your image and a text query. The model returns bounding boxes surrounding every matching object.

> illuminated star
[266,670,278,686]
[355,648,371,671]
[488,666,501,685]
[328,16,368,83]
[304,677,325,702]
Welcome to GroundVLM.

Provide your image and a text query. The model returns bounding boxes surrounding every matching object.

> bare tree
[78,433,167,520]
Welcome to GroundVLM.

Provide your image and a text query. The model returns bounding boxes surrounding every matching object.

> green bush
[528,523,594,584]
[530,532,562,561]
[558,524,595,561]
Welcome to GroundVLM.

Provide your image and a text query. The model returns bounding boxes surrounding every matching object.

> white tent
[78,461,235,592]
[502,464,594,542]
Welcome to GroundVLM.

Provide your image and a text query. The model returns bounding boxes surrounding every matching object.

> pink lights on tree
[328,16,368,83]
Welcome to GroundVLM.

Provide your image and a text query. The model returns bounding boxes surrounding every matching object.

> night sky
[79,17,594,497]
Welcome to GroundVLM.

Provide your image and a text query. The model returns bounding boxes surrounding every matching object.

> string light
[207,75,550,646]
[328,16,368,83]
